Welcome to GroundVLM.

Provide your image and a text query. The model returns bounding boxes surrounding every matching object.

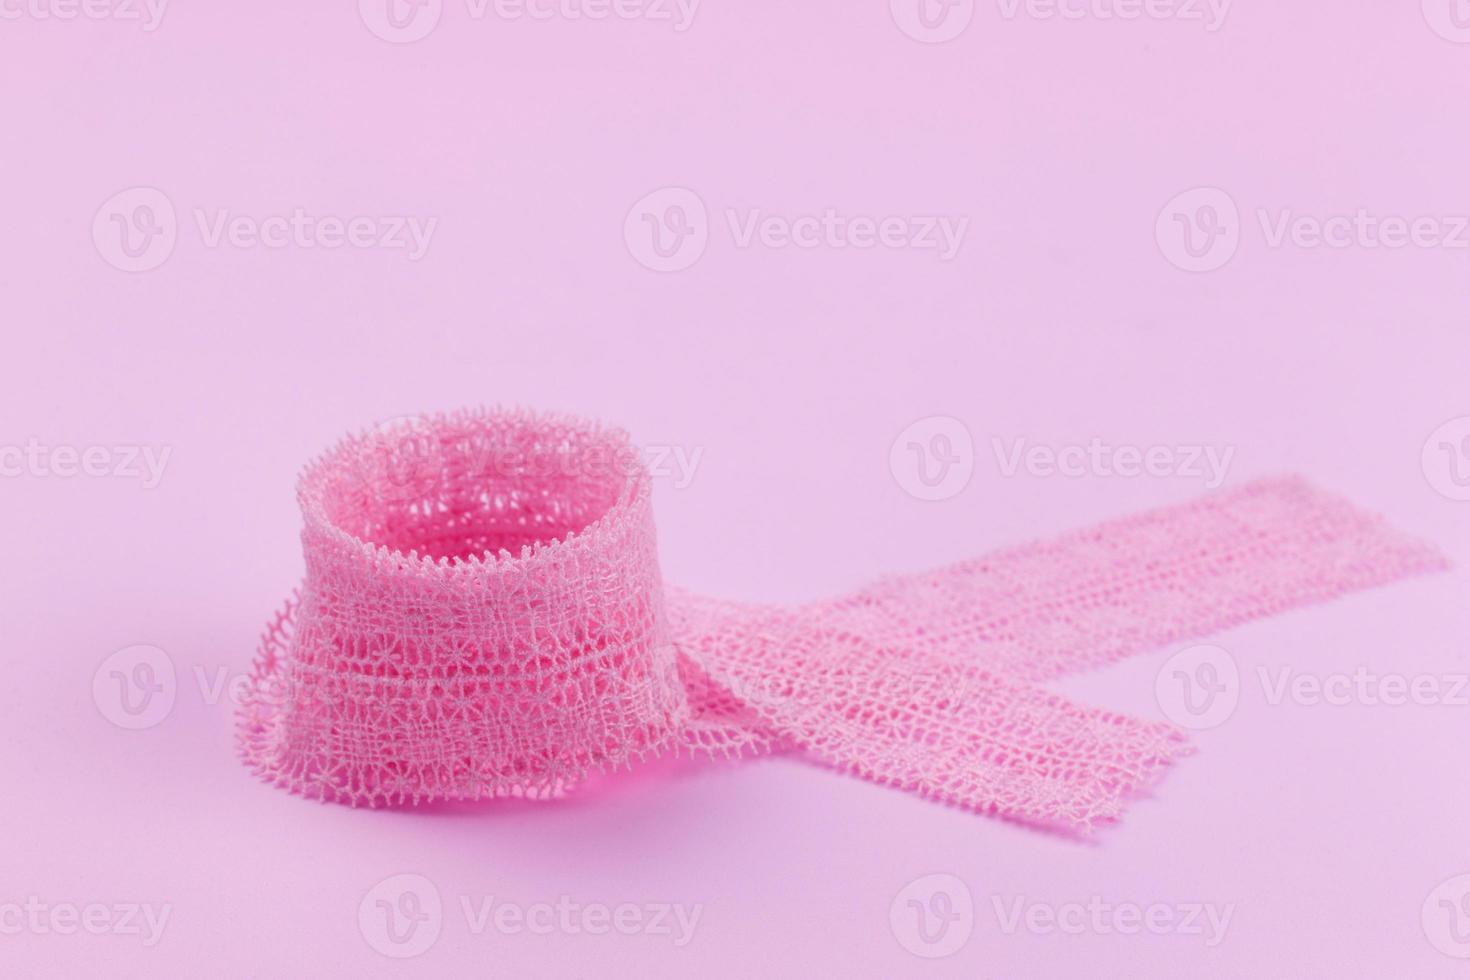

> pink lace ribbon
[236,409,1446,831]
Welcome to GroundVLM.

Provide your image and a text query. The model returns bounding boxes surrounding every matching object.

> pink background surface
[4,2,1470,976]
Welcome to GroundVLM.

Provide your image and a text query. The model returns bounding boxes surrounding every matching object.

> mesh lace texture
[236,410,1446,831]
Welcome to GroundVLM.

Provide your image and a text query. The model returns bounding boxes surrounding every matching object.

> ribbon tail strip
[668,476,1447,831]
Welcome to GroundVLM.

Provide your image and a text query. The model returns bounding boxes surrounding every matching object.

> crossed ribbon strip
[236,409,1445,832]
